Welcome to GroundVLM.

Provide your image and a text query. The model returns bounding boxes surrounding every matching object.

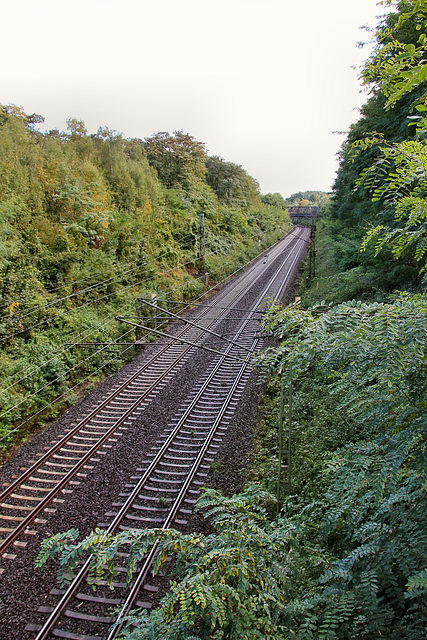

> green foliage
[354,132,427,271]
[37,486,316,640]
[0,105,292,454]
[285,191,330,206]
[257,295,427,637]
[363,0,427,117]
[144,131,207,190]
[261,192,288,210]
[205,156,261,210]
[32,4,427,631]
[38,291,427,638]
[331,0,427,284]
[260,296,427,431]
[35,296,426,635]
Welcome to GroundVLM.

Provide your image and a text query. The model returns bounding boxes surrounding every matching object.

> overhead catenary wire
[0,260,147,315]
[0,336,140,443]
[0,227,214,342]
[119,299,253,353]
[155,300,263,313]
[1,224,291,370]
[0,294,142,392]
[0,245,176,330]
[0,224,292,438]
[0,258,192,391]
[0,231,197,313]
[0,232,199,330]
[0,259,207,394]
[116,318,250,361]
[0,292,175,428]
[0,224,281,344]
[0,263,172,344]
[4,294,185,405]
[0,263,176,388]
[0,326,139,438]
[0,256,210,419]
[0,222,284,324]
[0,262,149,327]
[1,220,279,328]
[0,226,280,436]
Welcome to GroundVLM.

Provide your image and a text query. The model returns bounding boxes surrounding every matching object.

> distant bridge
[288,205,319,223]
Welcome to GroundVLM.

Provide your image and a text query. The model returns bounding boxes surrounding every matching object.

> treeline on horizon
[0,107,314,450]
[0,108,289,295]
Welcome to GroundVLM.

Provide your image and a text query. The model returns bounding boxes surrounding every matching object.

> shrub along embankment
[0,108,292,454]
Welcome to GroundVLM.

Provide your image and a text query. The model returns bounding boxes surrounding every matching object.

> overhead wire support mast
[199,211,205,272]
[29,229,310,639]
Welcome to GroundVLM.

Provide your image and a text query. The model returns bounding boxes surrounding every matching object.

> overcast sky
[0,0,387,198]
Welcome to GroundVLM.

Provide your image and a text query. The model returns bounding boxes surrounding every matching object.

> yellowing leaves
[143,198,153,217]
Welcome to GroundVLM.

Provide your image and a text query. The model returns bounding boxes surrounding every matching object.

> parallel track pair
[0,227,310,639]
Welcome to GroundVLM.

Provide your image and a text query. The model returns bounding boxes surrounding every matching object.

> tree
[144,131,207,190]
[362,0,427,117]
[261,192,288,210]
[258,296,427,638]
[0,102,291,455]
[66,118,87,140]
[331,0,427,223]
[38,292,427,640]
[37,485,318,640]
[285,191,329,206]
[352,0,427,272]
[205,155,260,209]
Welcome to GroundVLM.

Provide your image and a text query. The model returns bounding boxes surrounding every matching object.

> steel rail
[143,300,264,313]
[32,228,310,640]
[32,316,256,640]
[0,323,230,554]
[1,233,295,555]
[108,331,264,638]
[107,228,310,639]
[131,299,254,352]
[115,318,250,359]
[143,228,301,320]
[109,348,256,639]
[109,229,311,637]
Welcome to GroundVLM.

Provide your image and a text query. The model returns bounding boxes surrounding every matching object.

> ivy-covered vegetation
[0,113,292,454]
[35,0,427,637]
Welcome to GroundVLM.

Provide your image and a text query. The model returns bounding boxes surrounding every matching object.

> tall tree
[144,130,207,190]
[261,192,288,209]
[331,0,426,225]
[353,0,427,271]
[205,155,261,209]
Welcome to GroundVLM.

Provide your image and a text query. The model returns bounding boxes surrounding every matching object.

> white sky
[0,0,388,198]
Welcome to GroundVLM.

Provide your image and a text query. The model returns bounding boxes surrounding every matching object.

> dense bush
[38,294,427,639]
[0,109,292,454]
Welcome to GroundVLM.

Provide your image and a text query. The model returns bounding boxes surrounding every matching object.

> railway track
[0,237,273,555]
[0,227,310,639]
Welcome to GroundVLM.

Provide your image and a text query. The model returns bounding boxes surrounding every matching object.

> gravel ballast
[0,234,306,639]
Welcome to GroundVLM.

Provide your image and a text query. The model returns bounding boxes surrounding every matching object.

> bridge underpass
[287,205,319,224]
